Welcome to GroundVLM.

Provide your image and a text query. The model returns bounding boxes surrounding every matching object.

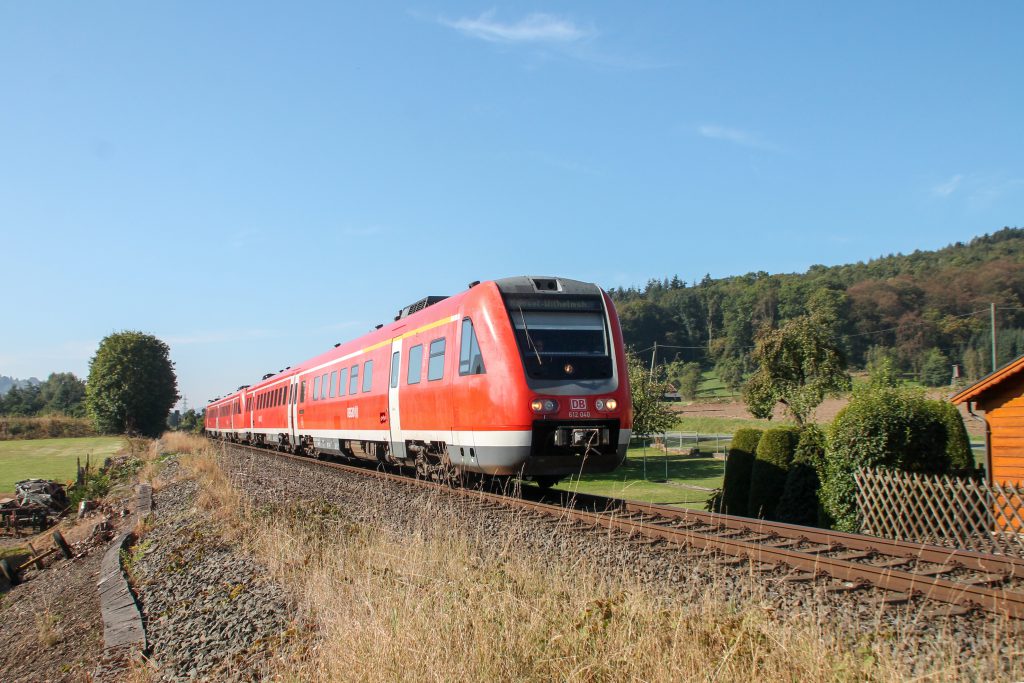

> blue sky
[3,2,1022,409]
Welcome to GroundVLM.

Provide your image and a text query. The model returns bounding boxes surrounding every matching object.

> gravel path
[131,462,292,681]
[220,445,1022,680]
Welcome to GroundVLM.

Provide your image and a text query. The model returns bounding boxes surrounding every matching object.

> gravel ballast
[131,464,291,681]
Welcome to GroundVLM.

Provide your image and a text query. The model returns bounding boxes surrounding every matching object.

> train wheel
[534,476,559,491]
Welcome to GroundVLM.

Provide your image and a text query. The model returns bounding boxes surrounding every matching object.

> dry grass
[159,431,208,456]
[34,609,61,648]
[173,442,1017,682]
[0,415,95,441]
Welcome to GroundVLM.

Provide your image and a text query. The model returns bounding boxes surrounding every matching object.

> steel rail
[616,500,1024,578]
[219,441,1024,619]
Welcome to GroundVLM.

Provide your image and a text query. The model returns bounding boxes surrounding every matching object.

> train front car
[465,276,632,484]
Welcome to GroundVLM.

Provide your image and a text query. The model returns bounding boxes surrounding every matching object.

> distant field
[0,436,124,493]
[695,370,738,399]
[550,447,724,510]
[671,414,780,433]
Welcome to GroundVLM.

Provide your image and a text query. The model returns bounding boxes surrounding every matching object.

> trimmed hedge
[776,425,826,526]
[821,386,954,532]
[747,426,801,519]
[720,429,763,516]
[932,401,973,471]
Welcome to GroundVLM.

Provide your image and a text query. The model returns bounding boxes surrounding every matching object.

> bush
[747,426,801,519]
[821,385,952,532]
[719,429,762,516]
[931,401,974,471]
[776,425,826,526]
[676,363,703,400]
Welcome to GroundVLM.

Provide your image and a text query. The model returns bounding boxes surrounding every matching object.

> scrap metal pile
[1,479,69,534]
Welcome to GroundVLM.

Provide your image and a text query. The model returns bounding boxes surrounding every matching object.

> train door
[288,377,298,446]
[388,339,404,460]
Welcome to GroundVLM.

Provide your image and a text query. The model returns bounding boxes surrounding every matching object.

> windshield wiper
[517,306,543,366]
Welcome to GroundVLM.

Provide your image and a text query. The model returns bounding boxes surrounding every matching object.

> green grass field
[549,446,725,510]
[671,414,780,433]
[0,436,124,493]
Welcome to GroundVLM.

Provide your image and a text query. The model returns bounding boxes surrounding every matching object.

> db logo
[379,412,388,424]
[570,398,587,410]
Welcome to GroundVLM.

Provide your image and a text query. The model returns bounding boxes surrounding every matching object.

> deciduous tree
[742,292,852,425]
[626,351,676,440]
[86,331,179,437]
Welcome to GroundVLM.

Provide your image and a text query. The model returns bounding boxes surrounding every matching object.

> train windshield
[511,311,607,357]
[506,300,613,381]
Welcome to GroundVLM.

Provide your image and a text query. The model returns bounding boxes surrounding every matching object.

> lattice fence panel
[855,468,1024,557]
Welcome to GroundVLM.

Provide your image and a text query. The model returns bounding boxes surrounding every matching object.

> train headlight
[605,398,618,411]
[595,398,618,412]
[531,399,559,414]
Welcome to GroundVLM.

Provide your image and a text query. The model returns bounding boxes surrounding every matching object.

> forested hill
[608,226,1024,388]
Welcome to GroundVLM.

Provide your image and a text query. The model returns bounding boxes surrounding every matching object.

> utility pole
[991,303,997,373]
[650,342,658,379]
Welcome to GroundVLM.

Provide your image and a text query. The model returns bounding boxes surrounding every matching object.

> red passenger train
[206,276,632,486]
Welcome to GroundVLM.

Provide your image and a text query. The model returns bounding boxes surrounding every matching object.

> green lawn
[671,414,781,434]
[549,447,725,510]
[0,436,124,493]
[695,370,738,399]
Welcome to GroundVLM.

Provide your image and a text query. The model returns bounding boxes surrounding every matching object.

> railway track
[219,440,1024,620]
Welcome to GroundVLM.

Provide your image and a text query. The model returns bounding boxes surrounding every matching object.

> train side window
[338,368,348,396]
[459,318,486,376]
[407,345,423,384]
[362,360,373,392]
[289,384,295,405]
[428,338,446,381]
[390,351,400,388]
[321,373,329,399]
[300,381,306,403]
[348,364,360,395]
[313,376,321,401]
[329,370,337,398]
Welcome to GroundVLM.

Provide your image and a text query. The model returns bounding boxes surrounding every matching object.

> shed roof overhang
[951,353,1024,405]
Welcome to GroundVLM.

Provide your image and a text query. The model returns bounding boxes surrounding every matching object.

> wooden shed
[951,353,1024,487]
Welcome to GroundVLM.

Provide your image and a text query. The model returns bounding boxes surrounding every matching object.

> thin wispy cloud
[926,173,1023,207]
[441,11,591,44]
[697,124,779,152]
[931,174,964,197]
[969,177,1024,208]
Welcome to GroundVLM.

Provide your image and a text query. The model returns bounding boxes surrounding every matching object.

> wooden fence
[855,468,1024,557]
